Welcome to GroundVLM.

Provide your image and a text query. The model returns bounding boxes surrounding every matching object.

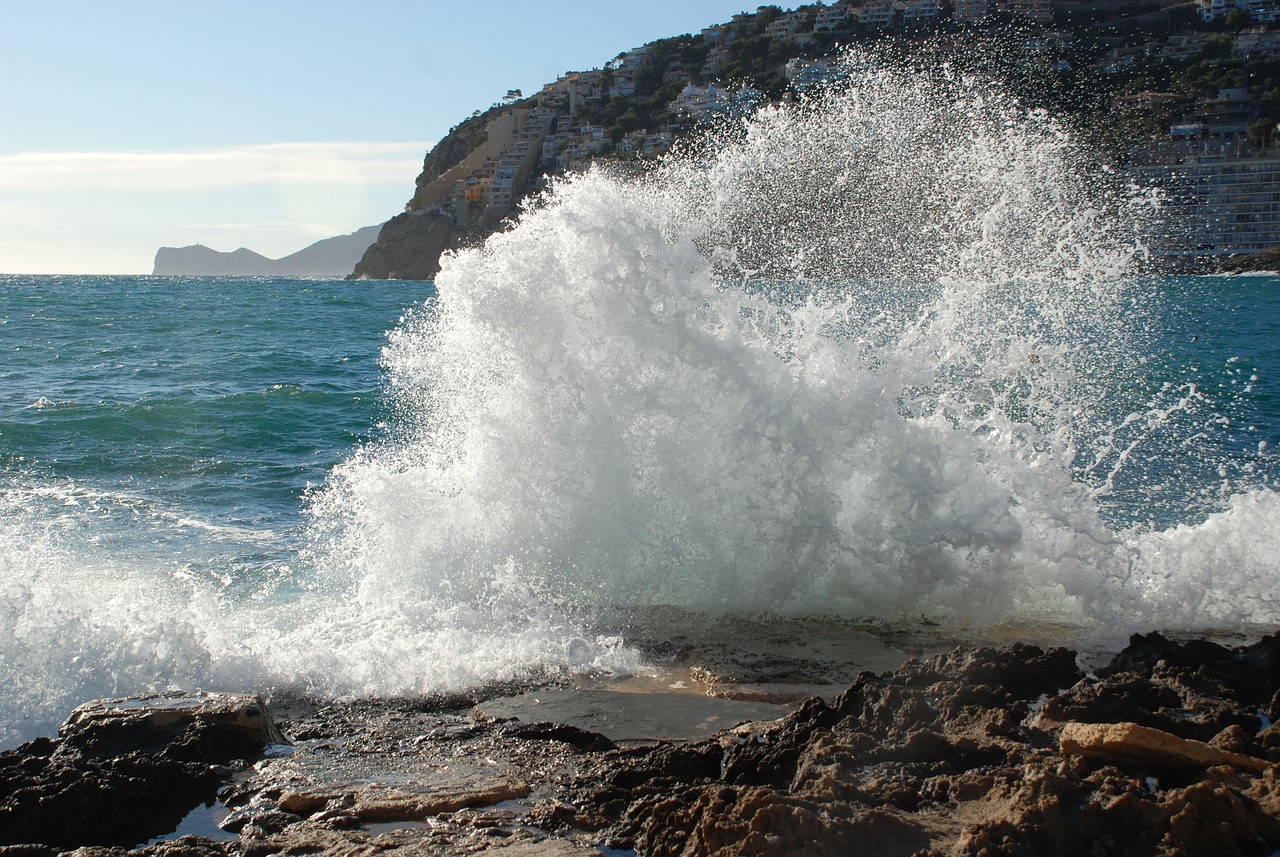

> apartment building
[1131,151,1280,262]
[813,5,849,31]
[955,0,1051,23]
[671,83,730,117]
[903,0,943,26]
[1198,0,1279,21]
[765,11,805,38]
[785,57,840,90]
[859,0,895,28]
[1128,88,1280,264]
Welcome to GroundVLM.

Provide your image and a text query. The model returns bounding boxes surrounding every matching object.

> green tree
[1225,7,1252,30]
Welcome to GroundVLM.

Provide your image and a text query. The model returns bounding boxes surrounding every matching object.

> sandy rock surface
[3,632,1279,856]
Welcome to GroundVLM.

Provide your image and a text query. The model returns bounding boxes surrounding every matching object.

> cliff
[349,212,457,281]
[154,225,381,277]
[352,2,1280,279]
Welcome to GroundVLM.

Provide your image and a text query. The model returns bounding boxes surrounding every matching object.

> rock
[0,693,285,850]
[348,211,456,281]
[1039,632,1280,742]
[499,721,618,752]
[59,692,287,762]
[1060,721,1274,774]
[10,633,1280,855]
[564,639,1280,856]
[1220,245,1280,274]
[276,779,530,821]
[474,688,792,745]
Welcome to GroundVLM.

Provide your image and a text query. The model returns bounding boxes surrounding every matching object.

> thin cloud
[0,142,429,191]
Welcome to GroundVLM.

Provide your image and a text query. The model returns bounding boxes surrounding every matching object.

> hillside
[353,0,1280,279]
[155,225,381,277]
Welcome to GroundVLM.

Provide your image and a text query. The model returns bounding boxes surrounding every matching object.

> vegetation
[429,2,1280,206]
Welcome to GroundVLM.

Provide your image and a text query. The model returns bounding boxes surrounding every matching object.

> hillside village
[352,0,1280,278]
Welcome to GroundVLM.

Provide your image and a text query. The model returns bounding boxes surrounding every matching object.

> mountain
[153,225,382,277]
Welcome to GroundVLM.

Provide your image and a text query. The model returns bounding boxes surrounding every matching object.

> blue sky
[1,0,755,273]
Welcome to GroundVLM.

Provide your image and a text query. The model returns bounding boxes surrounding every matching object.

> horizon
[1,0,753,275]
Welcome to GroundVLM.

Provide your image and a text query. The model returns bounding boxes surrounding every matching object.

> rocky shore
[3,631,1279,856]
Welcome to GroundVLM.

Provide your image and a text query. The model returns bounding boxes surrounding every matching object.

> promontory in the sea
[153,224,381,277]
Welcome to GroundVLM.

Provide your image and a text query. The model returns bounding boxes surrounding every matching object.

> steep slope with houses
[352,0,1280,279]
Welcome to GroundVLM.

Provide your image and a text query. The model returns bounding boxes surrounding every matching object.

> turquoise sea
[4,55,1280,747]
[1,276,426,595]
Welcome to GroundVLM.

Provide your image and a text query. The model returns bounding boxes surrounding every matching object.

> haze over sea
[3,52,1280,748]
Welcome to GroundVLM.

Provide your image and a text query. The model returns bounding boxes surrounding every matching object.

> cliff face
[349,212,457,281]
[350,106,533,280]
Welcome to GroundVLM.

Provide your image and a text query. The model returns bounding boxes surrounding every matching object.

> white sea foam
[0,485,638,747]
[3,48,1278,747]
[310,52,1277,634]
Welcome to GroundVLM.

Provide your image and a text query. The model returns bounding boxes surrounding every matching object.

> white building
[1236,28,1280,58]
[785,58,840,90]
[903,0,943,26]
[1129,152,1280,263]
[813,5,849,31]
[956,0,1051,23]
[671,83,730,117]
[859,0,895,28]
[1198,0,1277,20]
[765,11,803,38]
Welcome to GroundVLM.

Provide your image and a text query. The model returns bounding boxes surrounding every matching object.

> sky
[1,0,756,274]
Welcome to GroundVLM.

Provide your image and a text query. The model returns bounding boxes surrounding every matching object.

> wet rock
[1040,633,1280,742]
[0,693,284,850]
[9,633,1280,856]
[475,688,792,744]
[59,693,287,762]
[499,721,618,752]
[564,638,1280,856]
[276,778,531,821]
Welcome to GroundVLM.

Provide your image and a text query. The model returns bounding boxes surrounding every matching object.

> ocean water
[3,53,1280,747]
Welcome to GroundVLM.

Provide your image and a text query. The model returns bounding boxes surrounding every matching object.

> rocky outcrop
[153,225,381,277]
[568,634,1280,856]
[348,211,459,281]
[0,692,285,850]
[1220,246,1280,274]
[5,634,1280,856]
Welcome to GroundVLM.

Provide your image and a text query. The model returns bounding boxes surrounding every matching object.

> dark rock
[1041,634,1276,742]
[500,721,618,752]
[0,693,285,850]
[348,211,456,281]
[9,634,1280,855]
[1220,246,1280,274]
[563,639,1280,856]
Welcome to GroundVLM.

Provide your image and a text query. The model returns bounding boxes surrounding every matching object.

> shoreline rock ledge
[0,691,285,851]
[3,633,1280,855]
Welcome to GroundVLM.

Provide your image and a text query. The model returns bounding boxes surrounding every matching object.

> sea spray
[311,49,1224,630]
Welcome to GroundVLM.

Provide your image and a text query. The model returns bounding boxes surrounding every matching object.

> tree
[1225,7,1252,30]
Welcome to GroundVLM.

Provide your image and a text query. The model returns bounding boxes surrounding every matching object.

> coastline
[4,628,1279,856]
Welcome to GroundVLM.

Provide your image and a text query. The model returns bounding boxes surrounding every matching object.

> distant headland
[152,225,380,277]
